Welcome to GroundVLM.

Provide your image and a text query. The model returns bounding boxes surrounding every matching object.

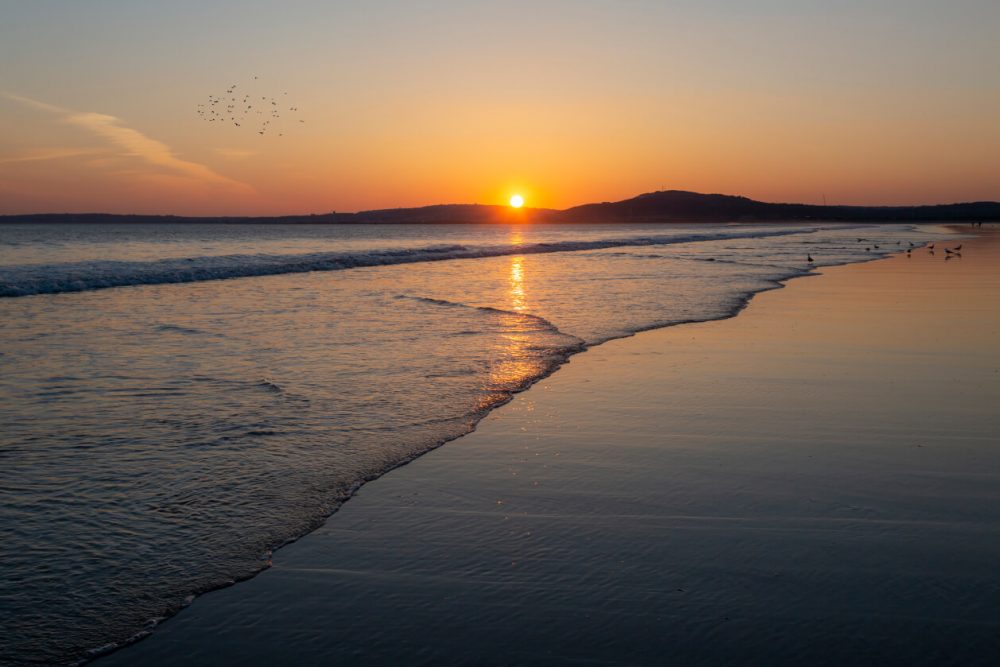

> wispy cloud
[4,93,65,114]
[0,148,102,164]
[3,93,252,192]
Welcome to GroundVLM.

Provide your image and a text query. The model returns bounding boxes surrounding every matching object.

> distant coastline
[3,190,999,224]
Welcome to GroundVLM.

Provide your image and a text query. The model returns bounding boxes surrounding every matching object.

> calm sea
[0,221,951,664]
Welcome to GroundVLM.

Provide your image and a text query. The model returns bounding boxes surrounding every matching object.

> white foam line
[0,229,809,298]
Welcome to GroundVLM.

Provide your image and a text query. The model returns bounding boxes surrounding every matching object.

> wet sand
[103,228,1000,666]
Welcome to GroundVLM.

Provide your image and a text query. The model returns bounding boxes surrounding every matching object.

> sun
[509,194,524,208]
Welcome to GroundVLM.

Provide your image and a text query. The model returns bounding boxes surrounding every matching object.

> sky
[1,0,998,215]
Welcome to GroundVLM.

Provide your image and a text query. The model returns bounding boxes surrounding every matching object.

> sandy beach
[102,228,1000,666]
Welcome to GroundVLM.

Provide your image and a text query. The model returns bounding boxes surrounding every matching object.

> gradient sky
[2,0,998,215]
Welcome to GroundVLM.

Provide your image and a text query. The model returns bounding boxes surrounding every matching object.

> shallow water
[0,221,954,664]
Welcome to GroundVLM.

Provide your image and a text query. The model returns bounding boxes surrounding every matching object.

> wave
[0,228,810,298]
[397,293,575,328]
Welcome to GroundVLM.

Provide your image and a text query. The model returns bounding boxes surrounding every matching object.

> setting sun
[509,194,524,209]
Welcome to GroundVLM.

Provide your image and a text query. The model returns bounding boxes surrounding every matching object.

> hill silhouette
[3,191,998,224]
[553,191,1000,222]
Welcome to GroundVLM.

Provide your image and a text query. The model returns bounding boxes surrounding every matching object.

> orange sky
[1,1,998,215]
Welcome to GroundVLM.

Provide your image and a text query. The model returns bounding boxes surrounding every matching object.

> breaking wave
[0,229,807,297]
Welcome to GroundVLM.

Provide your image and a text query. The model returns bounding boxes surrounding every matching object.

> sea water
[0,222,953,664]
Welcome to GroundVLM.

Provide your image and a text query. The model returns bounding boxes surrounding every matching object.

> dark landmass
[3,191,999,224]
[552,191,1000,223]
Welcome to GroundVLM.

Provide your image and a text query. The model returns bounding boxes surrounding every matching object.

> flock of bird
[196,76,304,136]
[804,224,987,265]
[857,237,965,260]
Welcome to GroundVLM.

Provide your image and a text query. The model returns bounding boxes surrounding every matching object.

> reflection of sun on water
[476,316,543,411]
[509,256,526,312]
[474,252,544,412]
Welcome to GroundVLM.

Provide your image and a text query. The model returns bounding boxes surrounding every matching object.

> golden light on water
[474,252,537,411]
[508,228,527,312]
[509,256,526,312]
[509,194,524,208]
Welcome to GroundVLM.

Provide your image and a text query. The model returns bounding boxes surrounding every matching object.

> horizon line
[3,189,1000,219]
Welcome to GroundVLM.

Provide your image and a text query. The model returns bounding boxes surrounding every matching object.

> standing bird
[807,254,814,263]
[928,243,935,250]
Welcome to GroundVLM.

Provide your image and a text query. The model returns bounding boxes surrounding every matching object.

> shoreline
[99,227,1000,665]
[69,230,808,663]
[1,223,962,666]
[70,228,924,662]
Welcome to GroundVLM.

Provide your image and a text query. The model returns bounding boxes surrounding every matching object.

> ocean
[0,221,952,664]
